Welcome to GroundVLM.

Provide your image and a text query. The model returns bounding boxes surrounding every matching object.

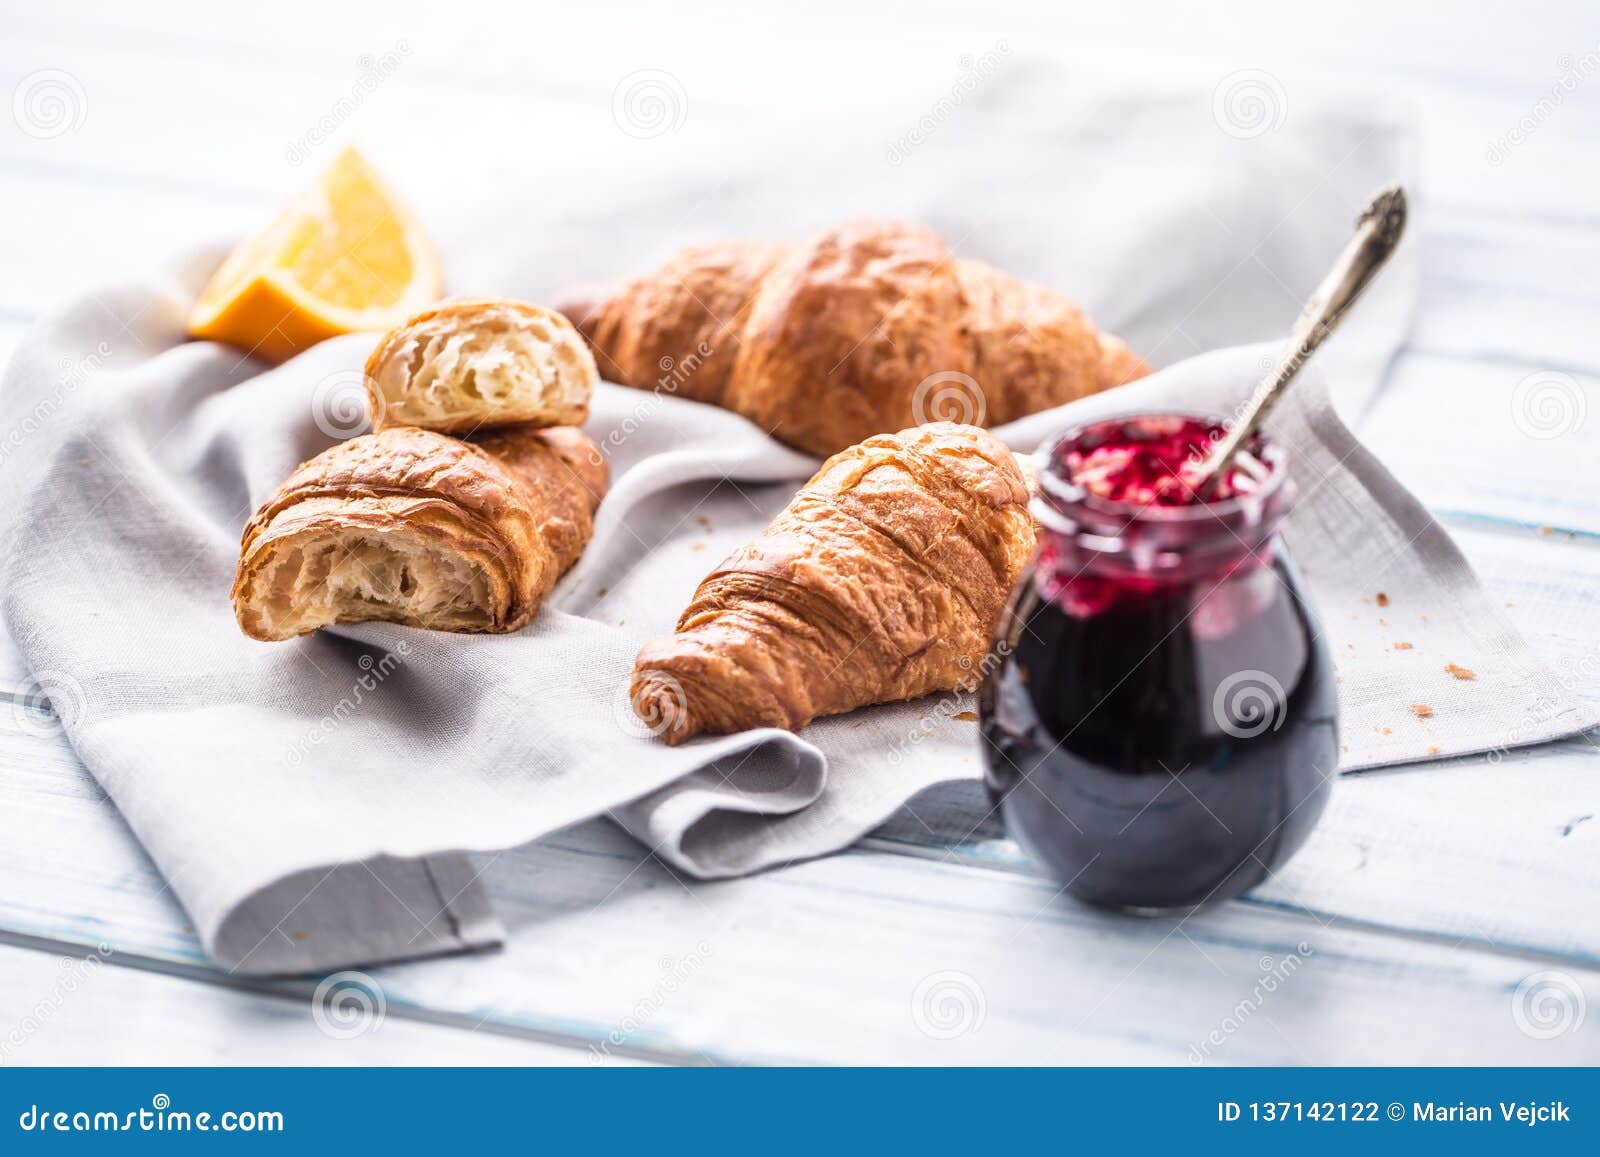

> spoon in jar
[1193,184,1409,497]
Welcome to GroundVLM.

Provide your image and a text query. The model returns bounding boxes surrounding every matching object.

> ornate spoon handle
[1196,185,1408,492]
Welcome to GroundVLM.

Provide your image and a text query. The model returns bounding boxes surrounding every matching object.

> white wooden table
[1,1,1597,1065]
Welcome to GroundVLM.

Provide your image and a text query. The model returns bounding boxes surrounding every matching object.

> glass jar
[979,413,1337,911]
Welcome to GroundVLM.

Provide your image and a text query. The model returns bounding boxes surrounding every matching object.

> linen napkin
[3,68,1590,974]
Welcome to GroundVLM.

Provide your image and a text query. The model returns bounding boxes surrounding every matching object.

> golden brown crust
[630,422,1036,744]
[232,425,606,641]
[562,220,1149,457]
[565,242,783,407]
[364,297,597,434]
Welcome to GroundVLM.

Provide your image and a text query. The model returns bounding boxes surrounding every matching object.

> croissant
[630,422,1036,744]
[561,219,1149,457]
[364,297,597,434]
[233,424,606,640]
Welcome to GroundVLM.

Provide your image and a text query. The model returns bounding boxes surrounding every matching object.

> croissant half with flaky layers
[561,219,1150,457]
[364,297,598,434]
[233,425,606,640]
[631,422,1037,745]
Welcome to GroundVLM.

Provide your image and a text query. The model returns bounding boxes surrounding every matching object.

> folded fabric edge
[211,852,505,977]
[630,752,973,881]
[1293,385,1600,756]
[199,725,827,974]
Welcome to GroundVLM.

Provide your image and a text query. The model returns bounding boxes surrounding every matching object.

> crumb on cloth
[952,711,979,723]
[1376,592,1389,606]
[1445,662,1476,680]
[1411,703,1434,719]
[1394,642,1413,651]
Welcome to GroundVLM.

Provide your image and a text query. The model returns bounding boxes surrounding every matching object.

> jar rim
[1032,410,1292,531]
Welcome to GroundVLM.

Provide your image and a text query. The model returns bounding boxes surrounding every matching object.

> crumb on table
[1445,662,1476,680]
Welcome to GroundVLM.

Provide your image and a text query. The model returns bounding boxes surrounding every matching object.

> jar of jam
[979,414,1336,911]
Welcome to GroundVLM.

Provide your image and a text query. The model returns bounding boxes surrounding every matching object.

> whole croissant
[561,219,1149,457]
[631,422,1036,744]
[233,425,606,640]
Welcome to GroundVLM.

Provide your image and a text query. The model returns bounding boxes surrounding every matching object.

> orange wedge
[187,146,442,363]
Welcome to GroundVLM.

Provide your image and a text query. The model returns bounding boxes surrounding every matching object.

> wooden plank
[1450,522,1600,704]
[1413,209,1600,375]
[0,717,1595,1064]
[1357,351,1600,535]
[6,1,1597,227]
[0,937,626,1065]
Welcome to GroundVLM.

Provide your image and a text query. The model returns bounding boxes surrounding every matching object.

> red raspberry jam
[1058,415,1250,506]
[979,413,1336,912]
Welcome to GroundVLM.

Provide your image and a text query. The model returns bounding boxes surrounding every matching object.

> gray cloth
[3,73,1591,973]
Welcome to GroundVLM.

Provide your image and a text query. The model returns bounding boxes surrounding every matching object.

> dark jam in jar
[979,414,1337,911]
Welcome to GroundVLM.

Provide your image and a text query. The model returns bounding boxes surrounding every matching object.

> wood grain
[1,0,1597,1064]
[0,718,1596,1064]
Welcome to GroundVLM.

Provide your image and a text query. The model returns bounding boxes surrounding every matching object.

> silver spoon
[1194,184,1409,496]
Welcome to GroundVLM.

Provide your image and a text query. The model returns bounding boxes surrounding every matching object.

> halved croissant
[233,425,606,640]
[631,422,1036,744]
[364,297,597,434]
[561,220,1148,457]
